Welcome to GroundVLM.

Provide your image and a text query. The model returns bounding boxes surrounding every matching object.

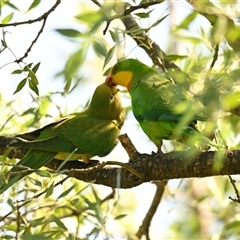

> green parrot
[0,83,125,193]
[105,58,216,150]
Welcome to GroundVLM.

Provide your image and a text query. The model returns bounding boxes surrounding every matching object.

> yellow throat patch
[112,71,133,89]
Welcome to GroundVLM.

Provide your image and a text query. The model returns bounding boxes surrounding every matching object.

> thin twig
[91,0,163,35]
[135,182,167,239]
[0,0,61,63]
[91,0,102,8]
[228,175,240,203]
[0,0,61,28]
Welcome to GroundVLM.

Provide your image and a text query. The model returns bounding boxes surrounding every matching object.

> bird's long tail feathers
[181,126,222,149]
[0,150,56,194]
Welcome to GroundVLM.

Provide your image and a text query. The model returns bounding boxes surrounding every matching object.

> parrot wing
[131,73,207,123]
[12,114,121,157]
[63,116,121,157]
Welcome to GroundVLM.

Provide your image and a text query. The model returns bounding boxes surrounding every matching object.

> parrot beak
[105,76,117,87]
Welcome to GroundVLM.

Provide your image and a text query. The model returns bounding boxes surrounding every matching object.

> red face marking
[105,76,117,87]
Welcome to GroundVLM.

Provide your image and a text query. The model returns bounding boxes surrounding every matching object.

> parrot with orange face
[105,58,218,150]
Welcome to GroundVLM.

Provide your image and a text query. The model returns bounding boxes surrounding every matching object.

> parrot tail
[0,150,56,194]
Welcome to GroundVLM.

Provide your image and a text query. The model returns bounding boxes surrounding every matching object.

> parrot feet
[151,141,163,156]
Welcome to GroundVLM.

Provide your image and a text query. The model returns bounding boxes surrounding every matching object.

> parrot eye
[110,94,114,100]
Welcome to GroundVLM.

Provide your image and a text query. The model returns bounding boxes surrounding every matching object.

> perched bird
[1,83,125,193]
[105,58,216,150]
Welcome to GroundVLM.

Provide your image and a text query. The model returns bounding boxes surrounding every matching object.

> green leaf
[29,176,42,187]
[55,28,82,38]
[1,39,7,48]
[177,11,198,30]
[66,233,75,240]
[31,217,46,227]
[13,78,27,94]
[134,11,152,18]
[28,79,39,96]
[103,45,116,69]
[91,185,101,203]
[23,63,33,71]
[109,30,119,43]
[7,198,16,211]
[0,235,15,239]
[57,185,75,199]
[27,0,41,12]
[164,54,188,61]
[52,215,68,230]
[93,40,107,57]
[75,10,105,34]
[5,2,20,11]
[45,182,54,198]
[64,48,85,82]
[2,12,14,24]
[32,62,41,73]
[22,234,52,240]
[35,170,51,178]
[11,69,23,74]
[82,196,96,209]
[75,11,102,25]
[147,14,169,31]
[27,66,39,85]
[114,214,128,220]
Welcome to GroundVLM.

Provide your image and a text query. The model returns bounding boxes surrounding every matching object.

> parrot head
[105,59,138,90]
[88,83,125,121]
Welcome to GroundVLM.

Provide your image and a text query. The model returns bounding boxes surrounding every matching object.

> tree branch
[136,182,167,239]
[1,135,239,189]
[0,0,61,28]
[0,0,61,63]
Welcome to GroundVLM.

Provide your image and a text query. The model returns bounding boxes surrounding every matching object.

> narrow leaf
[93,40,107,57]
[22,234,51,240]
[13,78,27,94]
[177,11,198,30]
[2,12,14,24]
[32,62,41,74]
[134,11,152,18]
[64,48,85,81]
[1,39,7,48]
[23,63,33,71]
[35,170,51,178]
[109,30,119,43]
[147,14,169,31]
[45,182,54,198]
[55,28,82,38]
[27,0,41,12]
[114,214,128,220]
[52,215,68,230]
[11,69,23,74]
[27,66,39,85]
[5,2,20,11]
[28,79,39,96]
[103,45,116,69]
[57,185,75,199]
[7,198,16,211]
[31,217,46,227]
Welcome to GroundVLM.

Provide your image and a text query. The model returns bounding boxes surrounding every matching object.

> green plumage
[0,83,125,193]
[107,58,214,148]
